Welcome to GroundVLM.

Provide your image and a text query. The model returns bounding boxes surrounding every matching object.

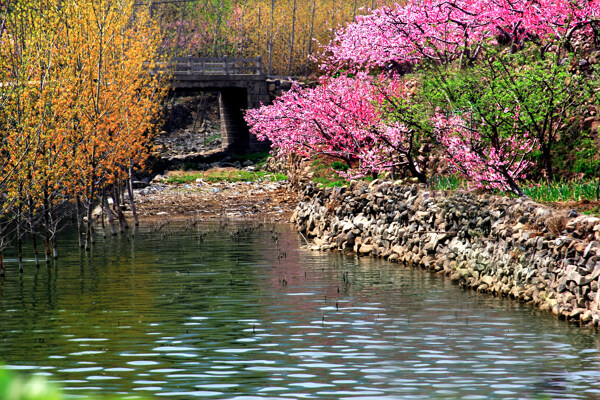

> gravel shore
[128,175,297,224]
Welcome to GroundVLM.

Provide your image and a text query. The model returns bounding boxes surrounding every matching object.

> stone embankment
[292,180,600,326]
[266,77,299,100]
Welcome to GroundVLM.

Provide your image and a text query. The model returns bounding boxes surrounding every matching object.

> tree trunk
[103,189,117,236]
[43,190,52,263]
[268,0,275,75]
[27,196,39,267]
[307,0,316,60]
[85,178,96,251]
[541,143,554,182]
[76,196,85,248]
[32,235,40,268]
[112,187,129,233]
[0,0,11,40]
[16,203,23,273]
[504,171,525,197]
[191,93,206,133]
[120,182,125,205]
[128,164,139,226]
[0,251,4,277]
[52,237,58,260]
[405,154,428,184]
[288,0,297,73]
[100,189,107,239]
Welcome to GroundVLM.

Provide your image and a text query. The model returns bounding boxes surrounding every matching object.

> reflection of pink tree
[246,73,427,181]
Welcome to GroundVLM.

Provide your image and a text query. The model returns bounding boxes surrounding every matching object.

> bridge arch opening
[219,87,250,154]
[162,57,271,157]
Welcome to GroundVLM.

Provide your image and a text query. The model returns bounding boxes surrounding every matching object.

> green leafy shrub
[330,161,349,172]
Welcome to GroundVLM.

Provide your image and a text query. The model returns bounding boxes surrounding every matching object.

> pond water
[1,222,600,399]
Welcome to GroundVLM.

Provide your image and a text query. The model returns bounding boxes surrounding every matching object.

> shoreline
[119,168,600,328]
[291,179,600,328]
[125,176,298,224]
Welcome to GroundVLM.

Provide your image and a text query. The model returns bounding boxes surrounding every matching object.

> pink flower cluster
[325,0,599,71]
[245,74,417,178]
[434,112,538,194]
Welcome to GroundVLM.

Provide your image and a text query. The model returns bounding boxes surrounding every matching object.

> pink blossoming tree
[246,73,428,181]
[433,111,537,196]
[324,0,599,72]
[246,0,600,195]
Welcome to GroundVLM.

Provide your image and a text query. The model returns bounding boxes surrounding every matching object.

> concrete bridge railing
[169,57,263,76]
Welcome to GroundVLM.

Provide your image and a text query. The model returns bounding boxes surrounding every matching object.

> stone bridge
[165,57,271,154]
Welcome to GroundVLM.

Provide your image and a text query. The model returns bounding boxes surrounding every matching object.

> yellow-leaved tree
[0,0,168,273]
[62,0,168,248]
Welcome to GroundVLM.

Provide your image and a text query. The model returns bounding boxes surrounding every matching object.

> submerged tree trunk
[76,196,85,248]
[100,189,107,239]
[103,189,117,236]
[85,178,96,251]
[27,196,40,267]
[112,186,129,233]
[128,164,139,226]
[32,235,40,268]
[16,204,23,274]
[52,237,58,260]
[43,190,52,263]
[44,236,51,263]
[17,226,23,273]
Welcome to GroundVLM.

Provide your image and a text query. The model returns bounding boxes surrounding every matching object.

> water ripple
[0,224,599,399]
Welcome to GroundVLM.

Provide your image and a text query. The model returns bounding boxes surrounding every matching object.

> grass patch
[523,180,600,203]
[429,175,468,191]
[313,177,349,187]
[166,168,287,184]
[429,175,600,205]
[202,133,221,145]
[309,157,351,187]
[232,151,271,167]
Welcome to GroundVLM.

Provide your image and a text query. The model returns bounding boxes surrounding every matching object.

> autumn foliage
[247,0,600,195]
[0,0,168,270]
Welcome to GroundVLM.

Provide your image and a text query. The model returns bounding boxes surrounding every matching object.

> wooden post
[224,56,229,76]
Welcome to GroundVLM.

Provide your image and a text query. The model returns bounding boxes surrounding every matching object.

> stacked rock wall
[292,180,600,326]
